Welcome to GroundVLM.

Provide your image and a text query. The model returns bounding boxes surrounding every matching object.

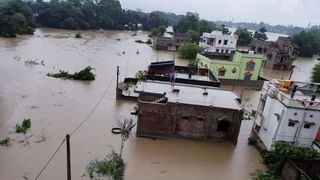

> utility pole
[66,134,71,180]
[288,65,295,80]
[116,66,119,98]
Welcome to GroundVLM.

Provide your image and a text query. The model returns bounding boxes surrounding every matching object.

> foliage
[16,118,31,134]
[75,33,82,38]
[174,12,199,33]
[311,64,320,83]
[0,137,10,146]
[48,66,95,81]
[135,70,147,81]
[87,151,125,180]
[149,27,161,37]
[0,0,35,37]
[187,30,200,43]
[248,137,257,146]
[178,43,202,59]
[219,24,230,35]
[235,28,253,46]
[145,39,152,44]
[292,30,320,57]
[254,27,268,41]
[260,141,320,178]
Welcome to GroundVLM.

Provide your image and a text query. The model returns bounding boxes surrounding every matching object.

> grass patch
[47,66,95,81]
[16,118,31,134]
[0,137,10,146]
[87,151,125,180]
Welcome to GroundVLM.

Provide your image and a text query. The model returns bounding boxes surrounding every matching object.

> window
[221,49,224,53]
[304,124,311,129]
[225,50,229,53]
[218,66,226,76]
[218,40,222,44]
[217,120,230,132]
[246,60,256,71]
[216,49,219,53]
[288,122,295,127]
[224,40,228,45]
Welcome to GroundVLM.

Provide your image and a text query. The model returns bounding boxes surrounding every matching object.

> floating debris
[122,51,126,55]
[24,59,39,66]
[136,50,139,54]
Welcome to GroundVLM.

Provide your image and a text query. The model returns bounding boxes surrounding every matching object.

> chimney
[291,85,298,98]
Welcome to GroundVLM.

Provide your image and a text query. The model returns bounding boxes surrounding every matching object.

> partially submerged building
[135,81,243,144]
[250,37,299,70]
[197,52,265,82]
[154,33,191,51]
[199,31,238,59]
[253,80,320,150]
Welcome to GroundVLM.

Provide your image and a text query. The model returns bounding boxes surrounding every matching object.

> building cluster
[119,29,320,155]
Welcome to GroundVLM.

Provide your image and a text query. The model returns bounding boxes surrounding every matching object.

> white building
[199,31,238,54]
[253,80,320,150]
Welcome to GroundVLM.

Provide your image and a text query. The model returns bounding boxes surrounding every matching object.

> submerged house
[197,52,265,82]
[154,33,191,51]
[135,81,243,144]
[253,80,320,150]
[250,37,299,70]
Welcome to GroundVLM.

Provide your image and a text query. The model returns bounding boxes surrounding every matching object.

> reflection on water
[0,28,314,180]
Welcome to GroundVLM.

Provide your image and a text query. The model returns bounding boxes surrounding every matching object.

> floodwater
[0,28,316,180]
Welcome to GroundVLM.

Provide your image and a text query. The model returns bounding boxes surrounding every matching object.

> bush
[48,66,95,81]
[145,39,152,44]
[260,141,320,178]
[87,151,125,180]
[16,118,31,134]
[75,33,82,38]
[178,43,202,59]
[0,137,10,146]
[135,70,147,81]
[248,137,257,146]
[311,63,320,83]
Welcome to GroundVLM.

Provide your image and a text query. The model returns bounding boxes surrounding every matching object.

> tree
[311,64,320,83]
[187,30,200,43]
[178,43,202,59]
[0,0,35,37]
[254,27,268,41]
[149,27,160,37]
[292,30,320,57]
[219,24,230,35]
[199,20,216,34]
[175,13,199,33]
[235,28,253,46]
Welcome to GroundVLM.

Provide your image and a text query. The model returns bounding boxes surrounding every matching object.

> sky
[119,0,320,27]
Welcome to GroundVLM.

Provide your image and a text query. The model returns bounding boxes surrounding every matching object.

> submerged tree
[311,63,320,83]
[253,27,268,41]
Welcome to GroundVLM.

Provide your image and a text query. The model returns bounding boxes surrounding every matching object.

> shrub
[16,118,31,134]
[178,43,202,59]
[87,151,125,180]
[248,137,257,146]
[259,141,320,178]
[145,39,152,44]
[0,138,10,146]
[75,33,82,38]
[48,66,95,81]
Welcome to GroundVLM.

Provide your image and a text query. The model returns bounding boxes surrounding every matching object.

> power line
[34,138,66,180]
[69,74,116,136]
[34,73,116,179]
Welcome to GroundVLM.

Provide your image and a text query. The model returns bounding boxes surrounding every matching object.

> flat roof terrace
[135,81,242,111]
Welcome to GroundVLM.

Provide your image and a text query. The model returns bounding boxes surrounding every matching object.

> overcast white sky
[119,0,320,27]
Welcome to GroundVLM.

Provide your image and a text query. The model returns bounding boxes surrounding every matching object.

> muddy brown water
[0,28,316,180]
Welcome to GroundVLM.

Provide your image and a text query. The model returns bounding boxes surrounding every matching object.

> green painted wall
[197,52,265,81]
